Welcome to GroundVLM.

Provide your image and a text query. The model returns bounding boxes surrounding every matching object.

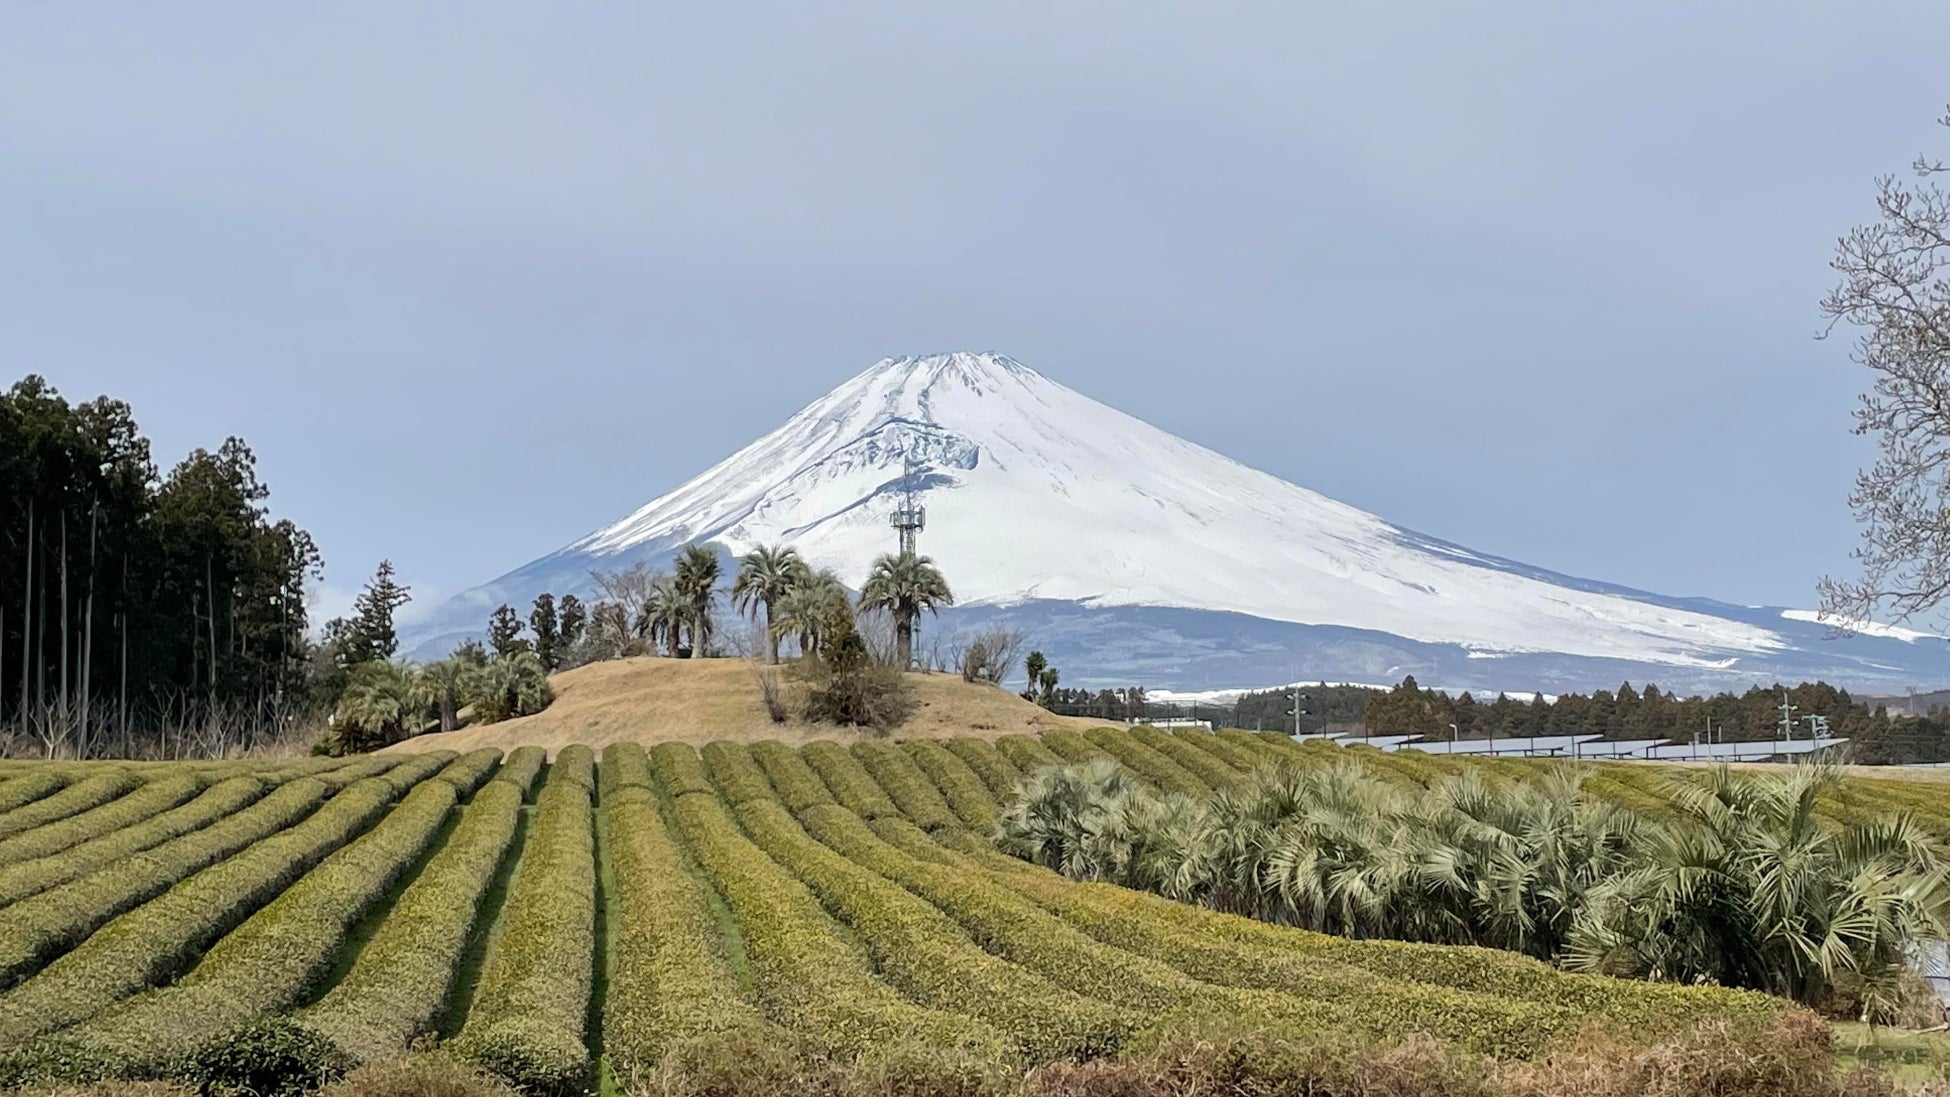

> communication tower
[891,455,926,556]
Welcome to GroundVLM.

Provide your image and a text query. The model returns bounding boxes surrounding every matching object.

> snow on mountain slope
[544,351,1780,669]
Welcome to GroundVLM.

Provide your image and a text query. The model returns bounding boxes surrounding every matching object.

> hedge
[941,738,1023,802]
[1082,728,1208,796]
[603,785,770,1080]
[649,742,716,800]
[749,740,835,813]
[1128,726,1246,789]
[993,735,1064,773]
[1036,729,1105,765]
[0,775,404,1046]
[0,777,332,989]
[0,776,270,909]
[900,741,998,830]
[0,774,68,816]
[451,745,596,1096]
[599,742,653,798]
[0,771,144,843]
[800,741,898,819]
[701,741,778,807]
[433,749,504,796]
[0,774,205,867]
[665,790,1001,1058]
[1168,727,1268,773]
[798,805,1199,1016]
[379,751,459,794]
[53,779,461,1075]
[850,741,957,830]
[734,797,1127,1061]
[290,781,524,1063]
[310,755,406,791]
[493,746,548,797]
[1214,728,1291,765]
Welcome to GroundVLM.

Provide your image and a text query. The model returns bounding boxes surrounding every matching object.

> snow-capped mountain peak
[404,352,1945,693]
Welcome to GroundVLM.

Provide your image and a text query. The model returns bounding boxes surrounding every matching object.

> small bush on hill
[792,621,912,730]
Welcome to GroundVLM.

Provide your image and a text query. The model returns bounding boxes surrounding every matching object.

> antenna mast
[891,455,926,557]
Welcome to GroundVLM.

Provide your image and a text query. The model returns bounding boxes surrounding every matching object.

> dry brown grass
[382,657,1101,757]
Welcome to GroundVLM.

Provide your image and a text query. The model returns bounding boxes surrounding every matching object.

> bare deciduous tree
[1820,107,1950,628]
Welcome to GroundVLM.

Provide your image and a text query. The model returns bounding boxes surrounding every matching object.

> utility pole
[1778,692,1798,743]
[1288,687,1304,737]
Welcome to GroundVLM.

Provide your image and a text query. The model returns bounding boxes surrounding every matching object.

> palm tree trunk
[896,615,913,671]
[764,600,779,664]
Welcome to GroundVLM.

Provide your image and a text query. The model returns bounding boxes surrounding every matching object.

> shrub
[51,780,458,1076]
[452,747,596,1096]
[750,740,836,813]
[735,798,1129,1062]
[493,746,548,797]
[942,738,1025,801]
[1167,726,1266,773]
[993,735,1064,774]
[851,741,957,831]
[0,777,333,990]
[296,781,525,1062]
[1214,728,1290,765]
[651,742,717,800]
[664,790,1001,1058]
[603,784,771,1080]
[434,749,505,795]
[0,773,69,816]
[702,741,778,806]
[599,742,653,798]
[901,741,999,830]
[0,776,404,1046]
[316,1053,523,1097]
[801,741,898,818]
[311,754,408,790]
[0,772,143,842]
[0,775,205,867]
[1126,726,1244,789]
[791,627,914,729]
[1037,730,1104,764]
[0,777,270,908]
[1081,729,1208,797]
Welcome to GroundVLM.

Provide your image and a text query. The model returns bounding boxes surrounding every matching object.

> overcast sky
[4,3,1946,626]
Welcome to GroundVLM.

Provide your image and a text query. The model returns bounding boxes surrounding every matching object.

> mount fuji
[403,352,1948,694]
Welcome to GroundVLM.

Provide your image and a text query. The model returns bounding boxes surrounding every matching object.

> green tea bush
[381,751,458,794]
[1214,728,1289,765]
[0,776,269,908]
[295,780,525,1063]
[0,772,143,842]
[665,790,1001,1058]
[55,779,460,1074]
[0,777,331,988]
[493,746,548,797]
[1082,729,1208,796]
[1128,726,1245,789]
[801,741,898,818]
[0,773,68,816]
[702,741,778,806]
[851,741,957,830]
[993,735,1064,774]
[1036,730,1104,764]
[942,738,1024,801]
[452,746,596,1096]
[650,742,717,800]
[0,775,205,867]
[736,797,1128,1062]
[603,785,770,1079]
[750,740,835,812]
[902,740,999,829]
[598,742,652,797]
[433,749,504,795]
[1167,727,1265,773]
[0,776,402,1045]
[311,755,407,791]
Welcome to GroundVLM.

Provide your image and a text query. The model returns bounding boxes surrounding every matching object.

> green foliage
[603,783,771,1081]
[750,739,835,812]
[942,738,1024,801]
[852,740,958,831]
[432,748,505,795]
[792,617,914,728]
[858,551,954,668]
[0,777,331,989]
[734,797,1130,1061]
[0,775,268,906]
[732,542,807,665]
[993,734,1064,773]
[528,593,560,671]
[297,780,524,1063]
[664,789,1003,1058]
[1083,727,1209,796]
[1128,725,1245,789]
[0,773,68,815]
[598,742,654,798]
[650,742,716,800]
[675,543,722,659]
[0,775,403,1044]
[50,779,459,1074]
[1037,729,1104,764]
[493,745,547,797]
[331,659,426,752]
[701,741,778,806]
[902,740,1000,829]
[345,560,411,665]
[464,651,553,725]
[486,604,527,659]
[0,771,142,842]
[452,748,596,1095]
[0,774,199,866]
[800,740,898,818]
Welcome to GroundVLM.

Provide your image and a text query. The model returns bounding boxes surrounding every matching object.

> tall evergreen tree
[557,594,586,652]
[348,560,410,663]
[529,592,560,670]
[487,604,528,659]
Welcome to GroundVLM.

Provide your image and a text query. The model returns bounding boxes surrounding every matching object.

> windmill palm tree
[418,656,472,733]
[674,544,721,658]
[771,568,850,658]
[334,659,426,752]
[465,650,554,724]
[858,551,953,670]
[732,543,806,664]
[639,577,689,659]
